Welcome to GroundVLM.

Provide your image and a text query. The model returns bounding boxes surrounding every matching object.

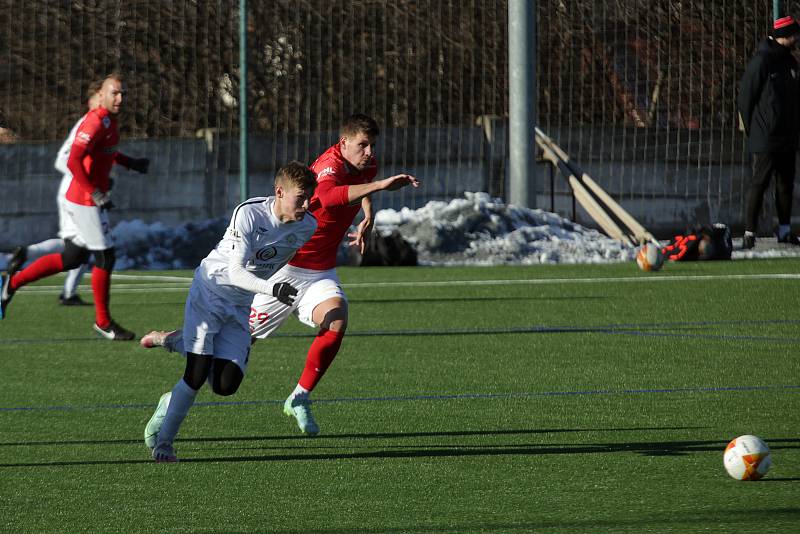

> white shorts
[61,200,113,250]
[249,264,347,339]
[183,278,252,372]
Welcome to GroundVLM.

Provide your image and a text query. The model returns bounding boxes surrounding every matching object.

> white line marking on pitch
[113,274,193,282]
[341,273,800,288]
[12,272,800,294]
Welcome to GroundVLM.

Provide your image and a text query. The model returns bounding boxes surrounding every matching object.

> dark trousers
[744,151,796,233]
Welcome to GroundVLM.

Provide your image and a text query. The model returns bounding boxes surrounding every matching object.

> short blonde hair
[275,161,317,192]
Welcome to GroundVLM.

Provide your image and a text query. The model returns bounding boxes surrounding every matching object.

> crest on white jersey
[255,247,278,261]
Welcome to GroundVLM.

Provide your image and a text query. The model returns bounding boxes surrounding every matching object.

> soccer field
[1,260,799,533]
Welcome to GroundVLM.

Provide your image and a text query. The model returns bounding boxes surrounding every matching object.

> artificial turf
[1,259,798,532]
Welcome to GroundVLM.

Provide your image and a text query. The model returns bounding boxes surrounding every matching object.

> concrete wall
[1,125,795,250]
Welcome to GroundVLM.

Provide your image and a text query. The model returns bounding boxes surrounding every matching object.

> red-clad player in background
[141,113,419,434]
[1,73,149,339]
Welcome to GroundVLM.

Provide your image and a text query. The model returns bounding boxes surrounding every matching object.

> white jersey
[197,196,317,306]
[55,115,87,176]
[55,114,88,201]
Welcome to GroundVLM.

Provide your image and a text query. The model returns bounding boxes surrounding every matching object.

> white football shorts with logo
[183,276,251,372]
[249,264,347,339]
[61,199,113,250]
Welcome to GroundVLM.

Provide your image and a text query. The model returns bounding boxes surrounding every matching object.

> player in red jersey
[141,114,419,434]
[3,81,103,307]
[1,73,149,339]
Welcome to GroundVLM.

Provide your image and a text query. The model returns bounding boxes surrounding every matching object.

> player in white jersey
[4,83,102,305]
[145,162,318,463]
[141,114,419,436]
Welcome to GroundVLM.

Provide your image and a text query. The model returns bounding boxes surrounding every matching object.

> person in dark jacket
[737,16,800,249]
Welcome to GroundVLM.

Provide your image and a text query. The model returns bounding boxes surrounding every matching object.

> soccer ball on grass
[723,435,771,481]
[635,243,664,272]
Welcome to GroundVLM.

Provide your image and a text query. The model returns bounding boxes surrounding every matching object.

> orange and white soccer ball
[724,435,772,481]
[636,243,664,271]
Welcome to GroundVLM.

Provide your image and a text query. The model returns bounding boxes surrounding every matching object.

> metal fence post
[508,0,536,208]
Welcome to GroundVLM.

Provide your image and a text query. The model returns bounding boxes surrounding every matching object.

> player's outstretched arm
[344,174,420,204]
[380,174,420,191]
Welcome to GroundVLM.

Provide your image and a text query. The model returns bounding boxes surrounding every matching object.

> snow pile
[106,192,635,269]
[112,218,227,270]
[375,192,636,265]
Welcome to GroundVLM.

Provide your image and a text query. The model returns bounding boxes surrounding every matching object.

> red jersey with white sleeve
[65,107,132,206]
[289,143,377,270]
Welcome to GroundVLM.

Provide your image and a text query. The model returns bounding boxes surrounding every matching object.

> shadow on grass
[253,507,800,533]
[0,425,704,448]
[3,319,800,344]
[350,295,608,305]
[2,433,798,469]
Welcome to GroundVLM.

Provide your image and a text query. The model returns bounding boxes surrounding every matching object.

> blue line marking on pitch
[1,384,798,413]
[599,330,800,343]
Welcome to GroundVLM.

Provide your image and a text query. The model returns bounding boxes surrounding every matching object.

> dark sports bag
[661,223,733,261]
[359,230,418,266]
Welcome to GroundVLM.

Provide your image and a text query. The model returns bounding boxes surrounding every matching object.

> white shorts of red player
[249,264,347,339]
[61,199,113,250]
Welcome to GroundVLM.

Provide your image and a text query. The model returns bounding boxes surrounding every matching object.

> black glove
[129,158,149,174]
[272,282,298,306]
[91,190,115,210]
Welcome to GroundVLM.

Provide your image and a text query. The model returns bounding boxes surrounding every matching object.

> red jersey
[65,107,127,206]
[289,143,377,270]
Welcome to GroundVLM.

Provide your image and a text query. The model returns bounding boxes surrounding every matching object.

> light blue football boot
[144,392,172,449]
[283,395,320,436]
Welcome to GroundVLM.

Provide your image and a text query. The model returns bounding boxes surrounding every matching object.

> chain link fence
[0,1,795,241]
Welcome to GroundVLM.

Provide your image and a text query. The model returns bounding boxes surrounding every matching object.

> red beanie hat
[774,16,800,38]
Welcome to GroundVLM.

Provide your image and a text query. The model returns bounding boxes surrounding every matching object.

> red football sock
[298,328,345,392]
[10,253,63,290]
[91,266,112,329]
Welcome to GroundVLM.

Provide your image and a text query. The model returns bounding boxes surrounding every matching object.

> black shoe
[59,294,90,306]
[777,233,800,245]
[93,320,136,341]
[5,246,26,276]
[741,234,756,250]
[1,273,15,320]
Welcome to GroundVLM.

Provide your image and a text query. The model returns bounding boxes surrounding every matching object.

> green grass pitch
[1,259,798,533]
